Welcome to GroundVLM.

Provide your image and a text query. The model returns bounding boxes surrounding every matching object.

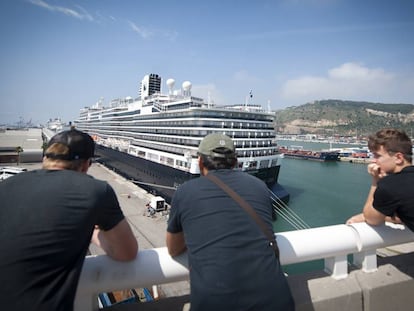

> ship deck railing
[75,222,414,311]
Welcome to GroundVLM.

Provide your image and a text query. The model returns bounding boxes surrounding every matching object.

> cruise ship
[74,74,289,203]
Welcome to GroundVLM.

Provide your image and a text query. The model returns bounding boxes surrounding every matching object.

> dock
[87,162,191,299]
[339,156,371,164]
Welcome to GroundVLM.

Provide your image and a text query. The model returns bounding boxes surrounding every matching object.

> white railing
[75,222,414,311]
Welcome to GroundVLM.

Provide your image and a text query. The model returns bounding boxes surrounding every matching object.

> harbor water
[273,140,372,274]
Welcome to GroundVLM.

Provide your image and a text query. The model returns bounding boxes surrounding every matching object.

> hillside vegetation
[274,99,414,136]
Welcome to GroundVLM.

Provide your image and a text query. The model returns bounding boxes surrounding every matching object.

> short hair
[368,128,412,162]
[43,142,86,170]
[199,148,237,170]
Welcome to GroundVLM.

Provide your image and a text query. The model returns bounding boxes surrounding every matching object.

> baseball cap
[45,129,95,160]
[198,133,235,158]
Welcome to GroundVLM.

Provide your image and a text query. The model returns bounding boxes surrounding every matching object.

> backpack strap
[205,173,280,258]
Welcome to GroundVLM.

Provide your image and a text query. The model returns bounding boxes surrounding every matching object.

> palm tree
[15,146,23,166]
[41,142,48,155]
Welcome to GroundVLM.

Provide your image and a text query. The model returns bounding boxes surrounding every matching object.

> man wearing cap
[166,133,294,310]
[0,129,138,311]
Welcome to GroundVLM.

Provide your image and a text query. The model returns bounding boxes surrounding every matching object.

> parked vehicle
[0,166,27,181]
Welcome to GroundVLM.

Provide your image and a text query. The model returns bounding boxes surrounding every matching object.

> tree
[42,142,48,154]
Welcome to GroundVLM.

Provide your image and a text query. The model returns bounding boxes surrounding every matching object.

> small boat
[331,147,370,159]
[279,146,339,162]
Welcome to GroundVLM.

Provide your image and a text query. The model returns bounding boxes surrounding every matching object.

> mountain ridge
[274,99,414,136]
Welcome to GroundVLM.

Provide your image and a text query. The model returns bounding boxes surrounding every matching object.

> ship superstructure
[75,74,287,202]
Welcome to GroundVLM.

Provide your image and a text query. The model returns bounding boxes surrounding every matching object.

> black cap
[45,129,95,160]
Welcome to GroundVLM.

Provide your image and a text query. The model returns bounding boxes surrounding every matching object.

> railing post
[353,250,378,273]
[324,255,349,279]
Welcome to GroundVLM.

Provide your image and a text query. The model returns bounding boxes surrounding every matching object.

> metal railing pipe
[74,222,414,311]
[276,224,358,265]
[75,248,189,311]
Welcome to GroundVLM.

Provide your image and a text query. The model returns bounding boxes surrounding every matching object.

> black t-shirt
[374,166,414,232]
[0,169,125,311]
[168,169,294,311]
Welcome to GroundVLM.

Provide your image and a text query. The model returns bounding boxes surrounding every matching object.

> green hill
[274,99,414,136]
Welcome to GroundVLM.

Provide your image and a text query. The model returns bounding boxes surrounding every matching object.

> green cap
[198,133,235,157]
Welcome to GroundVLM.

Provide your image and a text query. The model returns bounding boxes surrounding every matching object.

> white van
[0,166,27,181]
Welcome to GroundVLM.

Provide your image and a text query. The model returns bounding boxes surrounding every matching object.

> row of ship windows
[92,130,276,150]
[237,159,271,169]
[131,139,279,158]
[129,129,274,139]
[133,148,191,169]
[83,119,274,130]
[87,109,273,123]
[84,127,275,139]
[109,131,276,149]
[132,148,275,171]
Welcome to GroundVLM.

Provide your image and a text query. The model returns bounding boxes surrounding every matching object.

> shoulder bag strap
[205,173,279,258]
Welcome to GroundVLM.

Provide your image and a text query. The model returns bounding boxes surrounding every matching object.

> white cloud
[28,0,94,21]
[127,21,177,41]
[328,62,393,81]
[127,21,153,39]
[191,83,223,105]
[233,70,251,81]
[279,62,413,104]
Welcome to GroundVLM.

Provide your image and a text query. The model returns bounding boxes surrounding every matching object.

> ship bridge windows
[176,160,191,169]
[131,141,190,157]
[259,160,269,168]
[247,161,257,169]
[160,156,174,166]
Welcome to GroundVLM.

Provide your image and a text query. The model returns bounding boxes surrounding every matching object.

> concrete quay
[339,156,371,164]
[86,163,191,300]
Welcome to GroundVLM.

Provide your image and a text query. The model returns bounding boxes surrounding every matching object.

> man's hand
[367,163,386,181]
[92,220,138,261]
[346,213,365,225]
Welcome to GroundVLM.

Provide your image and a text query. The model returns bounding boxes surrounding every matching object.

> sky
[1,0,414,125]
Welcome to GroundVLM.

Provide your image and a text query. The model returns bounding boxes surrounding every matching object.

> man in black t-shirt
[166,133,294,311]
[0,129,138,311]
[347,128,414,231]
